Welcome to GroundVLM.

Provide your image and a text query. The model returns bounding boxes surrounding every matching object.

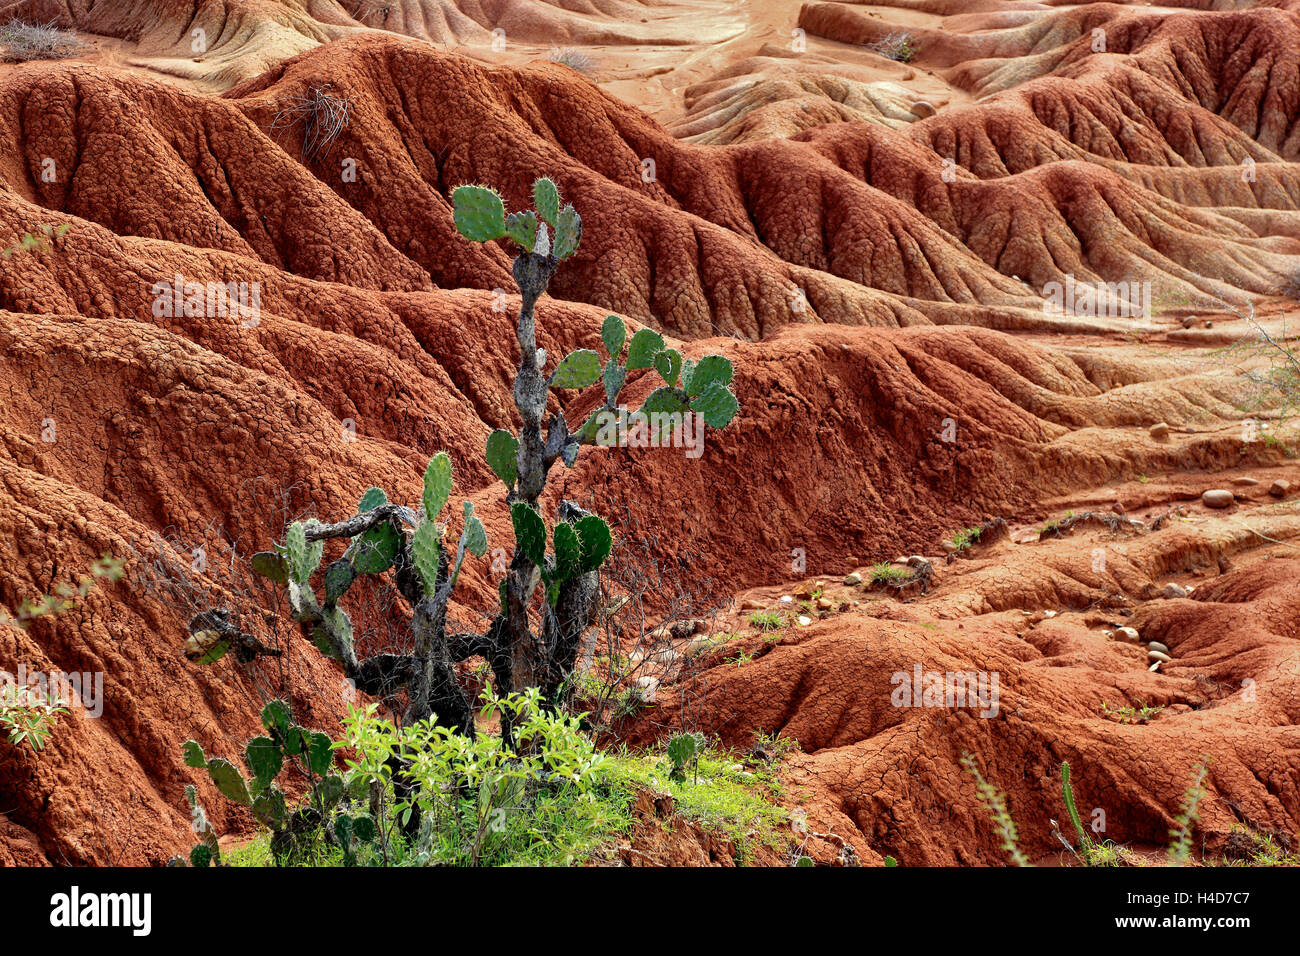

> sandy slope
[0,0,1297,864]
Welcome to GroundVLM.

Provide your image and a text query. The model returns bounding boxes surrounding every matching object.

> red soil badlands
[0,0,1297,864]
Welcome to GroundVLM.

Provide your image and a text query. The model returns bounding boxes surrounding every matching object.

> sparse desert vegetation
[1,0,1297,922]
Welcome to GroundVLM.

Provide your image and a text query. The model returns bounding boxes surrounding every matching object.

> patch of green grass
[747,609,784,631]
[869,562,909,585]
[601,748,789,858]
[1101,701,1164,724]
[728,648,757,667]
[950,526,982,551]
[1214,827,1300,867]
[1039,510,1076,534]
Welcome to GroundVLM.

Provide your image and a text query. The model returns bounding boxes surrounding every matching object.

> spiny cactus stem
[511,252,559,505]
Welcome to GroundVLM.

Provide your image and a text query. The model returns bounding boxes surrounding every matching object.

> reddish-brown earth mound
[1,0,1298,864]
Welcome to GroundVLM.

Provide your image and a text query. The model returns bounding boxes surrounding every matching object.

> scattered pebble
[1148,650,1172,664]
[779,595,793,605]
[797,615,812,626]
[1201,489,1234,509]
[1147,641,1169,655]
[843,572,863,586]
[1231,476,1260,487]
[1271,479,1292,498]
[911,100,937,118]
[1149,422,1170,441]
[1115,626,1141,643]
[1162,583,1189,599]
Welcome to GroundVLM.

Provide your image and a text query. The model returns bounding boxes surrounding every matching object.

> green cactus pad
[206,757,251,806]
[351,520,399,575]
[550,349,602,388]
[553,204,582,259]
[357,487,388,512]
[505,210,539,249]
[604,362,627,407]
[410,519,442,595]
[452,185,507,242]
[316,774,345,809]
[534,178,561,226]
[510,502,547,568]
[307,733,334,777]
[627,328,665,370]
[553,521,581,581]
[250,550,288,583]
[261,699,292,735]
[353,814,377,842]
[324,558,356,604]
[462,501,488,558]
[690,380,740,429]
[252,789,287,830]
[246,736,283,785]
[575,514,612,572]
[601,314,626,358]
[423,452,453,520]
[182,740,206,768]
[485,429,519,487]
[638,386,690,417]
[684,354,734,397]
[654,347,683,388]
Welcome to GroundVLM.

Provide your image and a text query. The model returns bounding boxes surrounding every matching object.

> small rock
[910,100,937,118]
[1203,319,1213,328]
[1115,626,1141,643]
[1161,583,1189,599]
[1270,479,1292,498]
[1231,476,1260,487]
[1179,316,1195,329]
[685,635,715,656]
[906,555,930,568]
[816,597,834,610]
[797,615,812,627]
[740,598,764,611]
[1111,502,1125,515]
[779,595,793,605]
[1147,641,1169,655]
[843,572,863,586]
[893,556,909,565]
[1148,650,1172,664]
[1150,422,1170,441]
[1201,489,1234,509]
[941,539,958,552]
[1044,610,1057,618]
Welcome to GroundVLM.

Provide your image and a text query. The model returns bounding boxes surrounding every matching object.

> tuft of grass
[747,609,784,631]
[548,47,596,75]
[1101,701,1164,725]
[0,19,84,62]
[270,86,352,160]
[950,526,982,551]
[869,562,909,585]
[870,32,917,63]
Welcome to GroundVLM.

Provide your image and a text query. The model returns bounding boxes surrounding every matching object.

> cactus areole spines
[200,176,739,755]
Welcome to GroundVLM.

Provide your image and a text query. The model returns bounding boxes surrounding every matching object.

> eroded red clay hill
[1,2,1298,864]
